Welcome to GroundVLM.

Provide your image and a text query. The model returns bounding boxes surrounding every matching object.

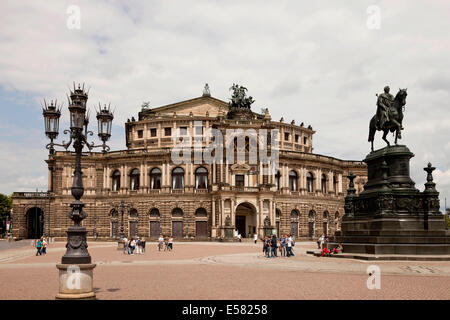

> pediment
[150,96,228,117]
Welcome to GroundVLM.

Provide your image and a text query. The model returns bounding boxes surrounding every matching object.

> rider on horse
[376,86,394,130]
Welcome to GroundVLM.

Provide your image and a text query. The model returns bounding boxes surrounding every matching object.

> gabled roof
[139,95,229,119]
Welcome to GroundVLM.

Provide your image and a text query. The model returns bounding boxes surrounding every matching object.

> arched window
[150,167,161,189]
[172,167,184,189]
[110,209,119,239]
[195,167,208,189]
[172,208,184,217]
[323,211,328,219]
[276,209,281,218]
[308,210,316,239]
[112,170,121,191]
[130,168,140,191]
[321,174,327,194]
[306,172,314,193]
[149,208,161,238]
[289,170,298,191]
[129,208,138,218]
[110,209,118,218]
[333,176,338,195]
[290,210,299,219]
[149,208,160,218]
[195,208,207,217]
[275,171,281,190]
[128,209,138,238]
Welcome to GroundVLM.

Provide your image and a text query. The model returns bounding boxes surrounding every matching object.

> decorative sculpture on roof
[141,101,151,111]
[229,84,255,110]
[202,83,211,97]
[227,84,255,120]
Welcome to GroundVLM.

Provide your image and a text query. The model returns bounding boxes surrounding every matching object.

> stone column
[221,199,225,226]
[328,171,333,194]
[212,200,216,230]
[231,198,235,227]
[140,162,144,193]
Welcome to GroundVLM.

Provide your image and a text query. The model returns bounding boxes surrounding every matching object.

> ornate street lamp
[42,100,62,155]
[43,83,114,299]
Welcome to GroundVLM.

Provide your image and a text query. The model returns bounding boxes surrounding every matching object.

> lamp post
[93,210,98,240]
[42,83,114,299]
[116,200,131,250]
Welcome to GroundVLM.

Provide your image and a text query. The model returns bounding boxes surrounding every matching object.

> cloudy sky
[0,0,449,211]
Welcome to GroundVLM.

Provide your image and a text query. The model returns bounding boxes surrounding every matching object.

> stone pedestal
[224,226,234,240]
[331,145,450,256]
[56,263,96,299]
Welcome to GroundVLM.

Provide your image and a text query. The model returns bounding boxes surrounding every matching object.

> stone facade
[12,93,367,240]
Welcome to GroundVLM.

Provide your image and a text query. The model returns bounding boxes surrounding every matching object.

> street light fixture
[43,83,114,299]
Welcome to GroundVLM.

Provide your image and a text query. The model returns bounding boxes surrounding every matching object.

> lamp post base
[56,263,96,300]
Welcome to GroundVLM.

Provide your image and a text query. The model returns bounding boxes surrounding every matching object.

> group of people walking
[35,236,48,256]
[263,234,295,258]
[122,237,146,255]
[158,235,174,251]
[122,235,175,255]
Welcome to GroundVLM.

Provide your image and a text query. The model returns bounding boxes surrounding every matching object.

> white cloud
[0,0,449,207]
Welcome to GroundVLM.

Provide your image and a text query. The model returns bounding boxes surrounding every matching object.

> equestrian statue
[368,86,407,151]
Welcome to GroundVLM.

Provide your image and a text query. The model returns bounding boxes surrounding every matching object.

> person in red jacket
[320,247,330,256]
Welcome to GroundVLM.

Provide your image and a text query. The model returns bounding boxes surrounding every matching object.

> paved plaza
[0,239,449,300]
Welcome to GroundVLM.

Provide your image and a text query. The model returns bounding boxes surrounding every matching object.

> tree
[0,193,12,221]
[445,209,450,230]
[0,194,12,235]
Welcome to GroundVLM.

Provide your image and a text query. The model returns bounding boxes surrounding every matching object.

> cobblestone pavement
[0,241,449,299]
[0,239,33,252]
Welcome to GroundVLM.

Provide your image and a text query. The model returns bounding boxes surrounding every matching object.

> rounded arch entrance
[26,207,44,239]
[235,202,257,238]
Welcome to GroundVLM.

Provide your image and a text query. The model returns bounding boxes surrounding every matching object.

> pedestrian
[35,238,42,256]
[122,237,128,255]
[321,247,330,257]
[318,234,325,249]
[237,233,242,242]
[253,233,258,244]
[164,236,169,251]
[271,234,278,257]
[168,237,173,251]
[279,234,286,257]
[41,237,47,255]
[291,235,295,255]
[262,236,267,256]
[141,237,146,253]
[136,237,141,254]
[158,234,164,251]
[266,236,272,258]
[286,234,293,257]
[130,238,136,255]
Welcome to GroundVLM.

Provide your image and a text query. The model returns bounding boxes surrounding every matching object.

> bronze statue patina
[376,86,394,129]
[229,83,255,110]
[368,87,407,151]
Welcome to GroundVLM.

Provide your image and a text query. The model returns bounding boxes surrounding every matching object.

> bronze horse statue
[368,88,407,151]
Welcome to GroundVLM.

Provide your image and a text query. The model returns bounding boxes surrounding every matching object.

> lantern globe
[96,105,114,141]
[42,100,61,139]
